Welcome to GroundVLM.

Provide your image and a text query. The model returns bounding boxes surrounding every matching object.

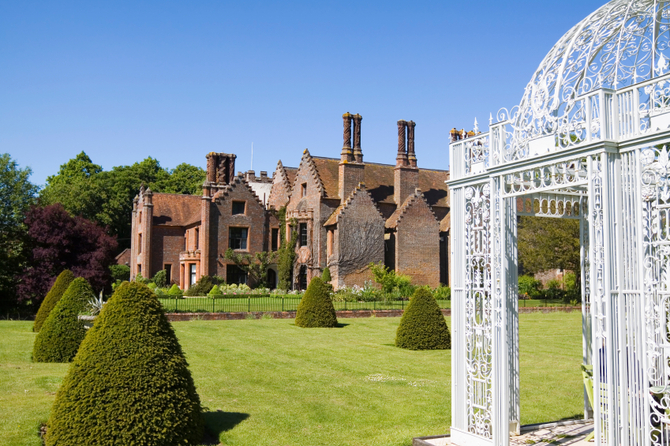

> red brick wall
[330,188,384,288]
[395,196,440,287]
[286,155,330,284]
[151,225,186,280]
[212,180,269,282]
[268,169,292,211]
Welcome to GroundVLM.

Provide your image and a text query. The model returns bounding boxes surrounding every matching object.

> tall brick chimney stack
[341,113,354,163]
[205,153,237,185]
[353,114,363,163]
[396,120,408,167]
[394,119,419,206]
[407,121,417,168]
[339,112,364,202]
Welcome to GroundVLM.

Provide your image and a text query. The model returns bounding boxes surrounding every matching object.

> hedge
[45,282,204,446]
[395,287,451,350]
[33,270,75,332]
[33,278,92,363]
[295,277,338,328]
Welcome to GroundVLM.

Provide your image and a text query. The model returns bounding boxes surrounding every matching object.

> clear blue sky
[1,0,605,187]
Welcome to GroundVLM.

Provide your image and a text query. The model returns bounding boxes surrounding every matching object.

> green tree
[45,282,204,445]
[39,153,206,251]
[395,287,451,350]
[162,163,206,195]
[517,216,580,276]
[33,278,93,362]
[39,152,105,224]
[0,154,37,312]
[33,270,75,332]
[295,277,338,328]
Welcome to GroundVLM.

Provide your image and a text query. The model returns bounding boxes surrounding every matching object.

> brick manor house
[129,114,450,290]
[270,113,450,289]
[130,153,279,291]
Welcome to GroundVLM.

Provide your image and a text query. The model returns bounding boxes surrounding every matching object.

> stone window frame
[229,226,249,251]
[271,227,279,251]
[301,183,307,197]
[299,222,308,247]
[232,200,246,215]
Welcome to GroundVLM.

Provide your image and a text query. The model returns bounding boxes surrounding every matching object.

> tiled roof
[310,157,449,207]
[284,166,298,190]
[152,193,202,227]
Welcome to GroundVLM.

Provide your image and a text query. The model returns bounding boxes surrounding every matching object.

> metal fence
[158,296,452,313]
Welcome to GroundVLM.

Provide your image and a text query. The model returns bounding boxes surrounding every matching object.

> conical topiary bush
[321,267,331,283]
[33,278,93,363]
[295,277,338,328]
[34,270,75,332]
[45,282,204,446]
[395,287,451,350]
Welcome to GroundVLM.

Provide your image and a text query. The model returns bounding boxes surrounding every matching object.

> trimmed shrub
[295,277,338,328]
[208,285,223,298]
[167,284,183,298]
[395,287,451,350]
[33,270,75,332]
[109,264,130,282]
[152,269,168,288]
[45,282,204,446]
[321,267,331,283]
[184,275,215,296]
[33,278,93,362]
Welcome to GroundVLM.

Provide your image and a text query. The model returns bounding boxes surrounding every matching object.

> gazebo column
[588,152,624,446]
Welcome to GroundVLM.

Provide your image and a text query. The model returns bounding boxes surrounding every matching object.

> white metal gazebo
[448,1,670,445]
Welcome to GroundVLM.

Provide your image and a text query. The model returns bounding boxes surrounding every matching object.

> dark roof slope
[311,157,449,207]
[152,193,202,227]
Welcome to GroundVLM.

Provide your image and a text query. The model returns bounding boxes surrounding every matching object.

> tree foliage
[39,152,205,250]
[517,216,580,276]
[395,287,451,350]
[225,249,278,288]
[45,282,204,446]
[0,154,38,313]
[18,204,117,304]
[184,275,215,296]
[33,278,93,362]
[295,277,338,328]
[33,270,75,332]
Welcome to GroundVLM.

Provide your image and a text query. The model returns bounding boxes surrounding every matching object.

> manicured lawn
[0,312,584,446]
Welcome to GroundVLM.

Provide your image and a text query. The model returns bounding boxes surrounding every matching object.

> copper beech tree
[17,204,117,305]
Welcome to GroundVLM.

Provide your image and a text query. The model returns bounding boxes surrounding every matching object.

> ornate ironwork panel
[464,182,493,438]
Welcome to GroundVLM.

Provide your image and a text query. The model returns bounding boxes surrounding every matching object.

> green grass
[0,312,584,446]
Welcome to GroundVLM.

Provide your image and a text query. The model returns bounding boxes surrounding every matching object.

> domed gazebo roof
[513,0,670,147]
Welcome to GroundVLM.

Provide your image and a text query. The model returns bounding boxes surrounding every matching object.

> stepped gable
[308,156,449,207]
[213,173,266,209]
[274,160,297,192]
[152,193,202,226]
[324,183,384,227]
[385,188,438,229]
[294,149,326,197]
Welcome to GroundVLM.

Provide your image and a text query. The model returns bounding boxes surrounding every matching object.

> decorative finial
[489,113,493,125]
[473,118,479,134]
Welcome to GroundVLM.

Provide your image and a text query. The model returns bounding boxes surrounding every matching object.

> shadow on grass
[202,410,249,445]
